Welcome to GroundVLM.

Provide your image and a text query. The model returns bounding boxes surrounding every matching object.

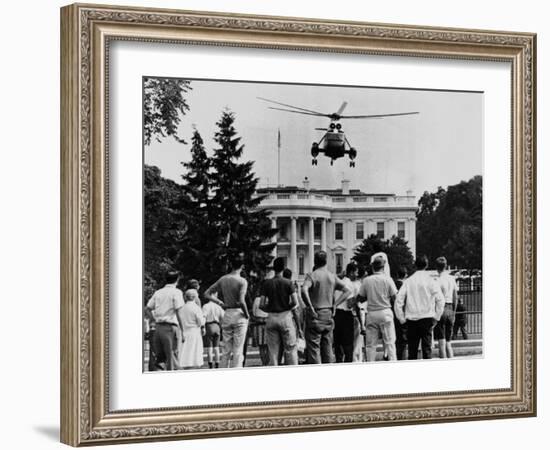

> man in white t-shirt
[144,271,185,370]
[202,299,225,368]
[357,257,398,361]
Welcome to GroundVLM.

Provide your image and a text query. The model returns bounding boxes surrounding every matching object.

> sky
[144,78,483,197]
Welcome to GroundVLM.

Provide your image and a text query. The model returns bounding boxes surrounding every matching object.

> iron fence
[456,277,482,337]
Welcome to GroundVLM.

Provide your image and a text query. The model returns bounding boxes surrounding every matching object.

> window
[376,222,385,239]
[335,222,343,240]
[314,221,322,240]
[279,223,287,239]
[335,253,343,275]
[356,222,364,240]
[398,221,406,239]
[298,255,305,275]
[299,222,306,240]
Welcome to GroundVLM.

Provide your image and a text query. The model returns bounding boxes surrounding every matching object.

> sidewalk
[144,339,483,370]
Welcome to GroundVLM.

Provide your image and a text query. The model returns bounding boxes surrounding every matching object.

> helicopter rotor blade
[258,97,327,115]
[340,111,420,119]
[267,107,329,117]
[336,101,348,116]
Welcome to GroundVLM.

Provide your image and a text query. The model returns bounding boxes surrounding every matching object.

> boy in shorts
[202,298,225,368]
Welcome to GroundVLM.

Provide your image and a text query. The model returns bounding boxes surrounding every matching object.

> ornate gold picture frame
[60,3,536,446]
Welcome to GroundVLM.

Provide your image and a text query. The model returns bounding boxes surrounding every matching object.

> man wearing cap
[357,256,398,361]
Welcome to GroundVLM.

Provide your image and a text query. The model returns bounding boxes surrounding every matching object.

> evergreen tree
[175,129,218,285]
[353,234,414,278]
[209,110,276,278]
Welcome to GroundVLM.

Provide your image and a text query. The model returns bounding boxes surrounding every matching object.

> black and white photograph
[143,77,483,372]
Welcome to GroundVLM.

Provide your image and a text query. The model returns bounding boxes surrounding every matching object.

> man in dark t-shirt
[259,257,299,365]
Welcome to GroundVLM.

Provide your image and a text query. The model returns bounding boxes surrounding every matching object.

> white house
[257,178,418,278]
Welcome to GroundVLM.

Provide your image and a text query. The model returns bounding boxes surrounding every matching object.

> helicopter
[259,97,419,167]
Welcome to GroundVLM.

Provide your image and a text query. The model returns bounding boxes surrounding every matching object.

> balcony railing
[257,193,417,208]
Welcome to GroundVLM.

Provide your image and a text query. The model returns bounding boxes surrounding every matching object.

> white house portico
[257,179,418,278]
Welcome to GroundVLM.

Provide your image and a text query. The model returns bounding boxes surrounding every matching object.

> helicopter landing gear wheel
[330,159,334,166]
[312,158,318,166]
[349,161,355,168]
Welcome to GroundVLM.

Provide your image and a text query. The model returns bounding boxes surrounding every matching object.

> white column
[408,217,417,256]
[387,218,397,239]
[321,218,327,252]
[346,219,354,264]
[366,218,374,238]
[270,217,277,258]
[290,216,298,275]
[308,217,315,271]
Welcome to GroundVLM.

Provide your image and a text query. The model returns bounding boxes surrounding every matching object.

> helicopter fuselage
[323,131,346,159]
[311,123,357,166]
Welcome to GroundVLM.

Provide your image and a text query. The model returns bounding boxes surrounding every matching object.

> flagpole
[277,128,281,187]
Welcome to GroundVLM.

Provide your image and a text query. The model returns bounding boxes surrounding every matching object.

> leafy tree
[353,234,414,278]
[416,175,482,269]
[143,77,192,146]
[143,164,189,298]
[208,110,276,280]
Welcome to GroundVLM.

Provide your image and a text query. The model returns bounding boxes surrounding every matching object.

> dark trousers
[305,309,335,364]
[147,329,158,371]
[452,322,468,340]
[394,319,408,360]
[334,309,355,363]
[406,318,436,360]
[152,323,178,370]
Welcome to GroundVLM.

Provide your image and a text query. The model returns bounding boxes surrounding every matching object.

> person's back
[400,270,441,320]
[181,300,203,329]
[202,300,224,324]
[214,273,247,309]
[261,275,295,312]
[202,300,224,369]
[204,256,250,368]
[307,267,337,309]
[394,256,444,360]
[148,284,183,324]
[360,272,396,312]
[301,251,350,364]
[145,272,185,371]
[437,271,458,305]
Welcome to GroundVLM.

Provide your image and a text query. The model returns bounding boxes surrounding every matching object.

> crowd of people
[144,251,469,371]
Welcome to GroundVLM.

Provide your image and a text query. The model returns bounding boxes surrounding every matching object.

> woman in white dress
[178,289,205,369]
